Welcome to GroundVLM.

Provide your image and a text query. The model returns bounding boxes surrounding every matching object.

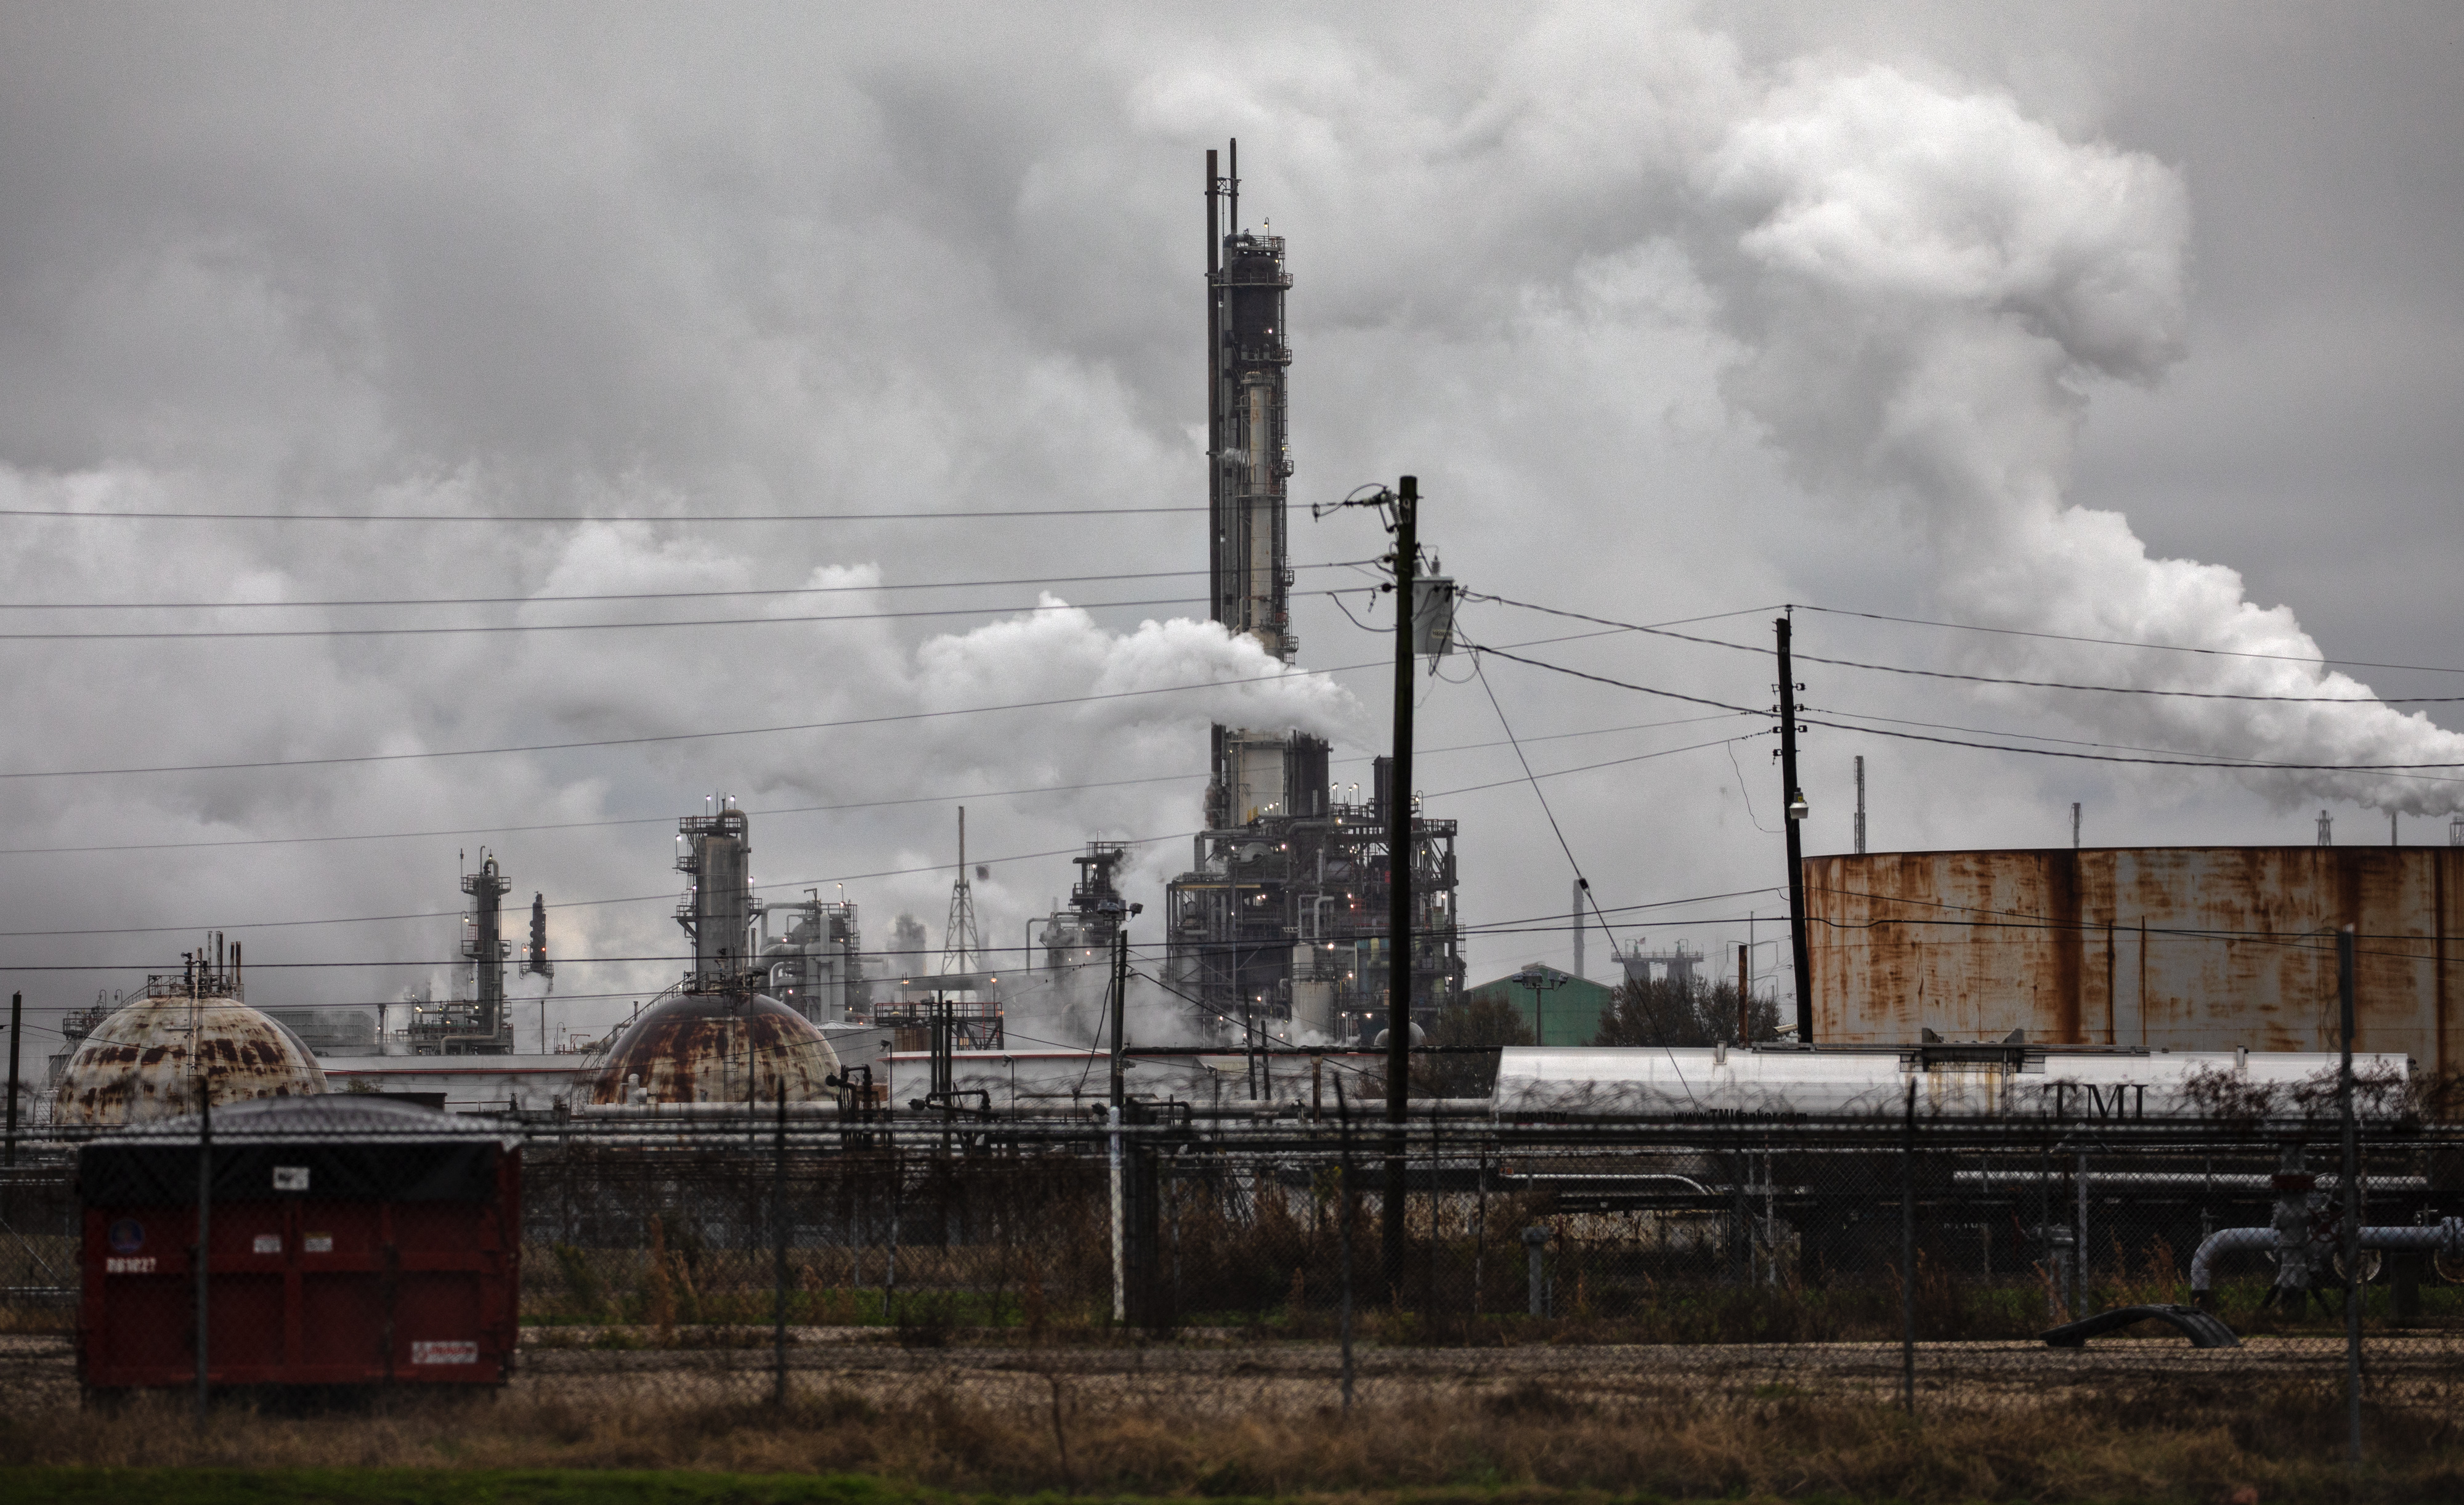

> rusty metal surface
[1806,848,2461,1070]
[52,992,329,1126]
[583,989,841,1106]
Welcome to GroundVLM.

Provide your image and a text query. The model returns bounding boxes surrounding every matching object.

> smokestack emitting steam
[1700,65,2464,814]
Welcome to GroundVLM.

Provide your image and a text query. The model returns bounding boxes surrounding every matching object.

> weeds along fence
[7,1109,2464,1452]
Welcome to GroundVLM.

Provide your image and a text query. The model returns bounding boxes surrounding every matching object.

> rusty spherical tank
[584,990,840,1106]
[54,992,328,1126]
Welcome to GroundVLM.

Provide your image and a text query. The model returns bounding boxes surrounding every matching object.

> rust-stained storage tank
[1805,847,2463,1070]
[54,975,328,1127]
[578,988,840,1107]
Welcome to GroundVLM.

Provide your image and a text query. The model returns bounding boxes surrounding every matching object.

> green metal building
[1465,963,1615,1047]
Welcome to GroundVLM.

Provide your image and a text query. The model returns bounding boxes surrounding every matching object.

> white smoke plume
[1692,62,2464,813]
[0,4,2450,1050]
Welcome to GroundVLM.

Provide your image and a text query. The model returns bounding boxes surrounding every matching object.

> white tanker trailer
[1493,1042,2411,1121]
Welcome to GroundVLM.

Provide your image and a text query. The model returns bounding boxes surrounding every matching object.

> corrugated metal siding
[1806,848,2463,1069]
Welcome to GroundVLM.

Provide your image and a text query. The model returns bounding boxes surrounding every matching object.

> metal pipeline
[2190,1217,2464,1296]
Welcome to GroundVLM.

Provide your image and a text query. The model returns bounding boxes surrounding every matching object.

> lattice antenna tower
[941,806,983,974]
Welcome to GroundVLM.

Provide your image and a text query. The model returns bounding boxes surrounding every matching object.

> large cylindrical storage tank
[1805,847,2464,1070]
[54,989,328,1126]
[582,990,840,1106]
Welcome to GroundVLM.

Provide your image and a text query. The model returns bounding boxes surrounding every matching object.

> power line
[0,504,1205,525]
[1419,734,1769,801]
[0,777,1213,857]
[0,710,1739,858]
[1788,650,2464,705]
[0,593,1241,641]
[0,657,1377,782]
[0,623,1663,784]
[1474,643,2464,773]
[1793,713,2464,773]
[14,906,2452,978]
[1469,590,2464,704]
[0,561,1377,613]
[31,923,1797,984]
[0,728,1743,938]
[0,838,1170,939]
[1467,643,1764,719]
[1462,644,1700,1087]
[1457,887,1785,936]
[1798,603,2464,680]
[1804,705,2464,787]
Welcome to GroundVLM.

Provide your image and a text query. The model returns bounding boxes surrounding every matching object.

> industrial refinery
[10,16,2464,1496]
[27,143,2464,1129]
[17,151,2464,1404]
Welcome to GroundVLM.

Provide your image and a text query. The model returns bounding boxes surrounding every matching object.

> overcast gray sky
[1,1,2457,1056]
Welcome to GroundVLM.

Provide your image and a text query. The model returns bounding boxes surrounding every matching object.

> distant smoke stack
[523,893,552,979]
[1570,877,1587,979]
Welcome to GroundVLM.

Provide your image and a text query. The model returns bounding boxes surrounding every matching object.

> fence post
[1424,1108,1438,1328]
[1472,1141,1486,1321]
[773,1081,788,1408]
[2340,923,2362,1465]
[1108,1105,1125,1325]
[1730,1148,1753,1286]
[195,1086,211,1422]
[2038,1142,2057,1320]
[1900,1077,1915,1415]
[4,991,20,1170]
[1523,1225,1550,1317]
[2075,1149,2090,1316]
[1334,1077,1355,1413]
[885,1148,899,1326]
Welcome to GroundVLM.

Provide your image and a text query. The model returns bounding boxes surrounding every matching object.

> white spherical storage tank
[54,980,328,1127]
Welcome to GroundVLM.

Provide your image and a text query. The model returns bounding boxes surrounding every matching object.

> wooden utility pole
[4,992,20,1168]
[1777,616,1814,1042]
[1383,476,1418,1299]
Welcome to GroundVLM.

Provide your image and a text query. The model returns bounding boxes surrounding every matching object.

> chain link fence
[7,1097,2463,1464]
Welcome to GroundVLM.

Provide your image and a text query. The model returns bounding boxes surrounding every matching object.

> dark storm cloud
[0,2,2455,1049]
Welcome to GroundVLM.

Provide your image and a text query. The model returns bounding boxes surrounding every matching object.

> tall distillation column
[1169,145,1462,1050]
[676,795,756,988]
[1205,140,1299,830]
[460,853,512,1044]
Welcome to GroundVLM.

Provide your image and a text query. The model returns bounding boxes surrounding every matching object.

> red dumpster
[78,1095,520,1390]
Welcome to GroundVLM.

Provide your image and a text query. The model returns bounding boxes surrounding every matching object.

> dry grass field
[9,1329,2464,1501]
